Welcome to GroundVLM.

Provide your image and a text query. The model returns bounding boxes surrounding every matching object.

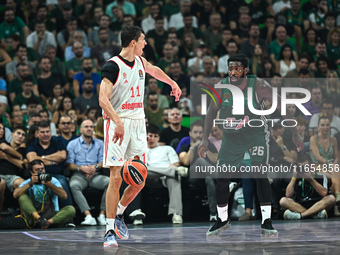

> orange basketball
[121,158,148,186]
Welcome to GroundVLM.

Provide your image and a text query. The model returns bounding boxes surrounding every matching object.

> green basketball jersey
[219,75,265,134]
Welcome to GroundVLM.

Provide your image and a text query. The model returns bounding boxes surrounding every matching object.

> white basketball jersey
[103,56,145,119]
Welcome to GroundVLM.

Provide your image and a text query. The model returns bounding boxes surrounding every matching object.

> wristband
[292,177,297,181]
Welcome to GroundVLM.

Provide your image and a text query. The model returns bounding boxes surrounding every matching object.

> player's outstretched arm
[141,56,181,101]
[99,77,124,146]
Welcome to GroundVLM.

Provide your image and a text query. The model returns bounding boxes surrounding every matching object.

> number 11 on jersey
[130,86,141,97]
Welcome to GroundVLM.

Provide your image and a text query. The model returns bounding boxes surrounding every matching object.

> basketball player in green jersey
[198,54,304,237]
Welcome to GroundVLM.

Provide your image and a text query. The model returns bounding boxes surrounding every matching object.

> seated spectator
[218,40,238,78]
[39,109,57,137]
[57,17,85,53]
[64,31,90,62]
[285,54,314,79]
[241,23,268,60]
[213,28,233,63]
[52,3,82,34]
[249,44,268,76]
[276,44,297,77]
[28,4,56,36]
[309,99,340,136]
[66,119,109,226]
[6,44,36,83]
[7,34,38,63]
[323,70,340,116]
[0,47,11,79]
[259,57,276,79]
[144,78,169,109]
[109,6,124,34]
[303,87,323,122]
[87,6,104,33]
[46,83,64,116]
[169,0,198,31]
[88,14,118,47]
[178,32,198,69]
[327,28,340,66]
[232,13,251,46]
[74,78,100,120]
[13,77,41,109]
[0,96,11,130]
[203,12,223,52]
[26,20,57,57]
[11,110,24,130]
[273,0,291,15]
[301,28,318,57]
[73,58,101,98]
[141,3,168,34]
[13,159,76,228]
[105,0,136,22]
[145,92,164,128]
[159,108,189,146]
[52,96,74,126]
[57,115,78,148]
[146,124,187,224]
[146,16,169,59]
[280,154,335,220]
[37,56,69,102]
[187,42,216,76]
[26,121,73,209]
[318,12,336,42]
[309,0,328,31]
[91,28,121,70]
[156,43,178,75]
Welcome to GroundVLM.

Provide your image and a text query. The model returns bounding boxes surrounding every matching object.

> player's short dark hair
[228,54,249,68]
[121,26,144,48]
[147,124,160,135]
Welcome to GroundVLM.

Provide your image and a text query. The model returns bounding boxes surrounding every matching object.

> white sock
[117,202,126,215]
[261,205,271,224]
[106,218,115,232]
[217,205,229,222]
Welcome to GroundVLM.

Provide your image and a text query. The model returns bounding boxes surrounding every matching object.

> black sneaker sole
[206,221,231,237]
[261,228,278,237]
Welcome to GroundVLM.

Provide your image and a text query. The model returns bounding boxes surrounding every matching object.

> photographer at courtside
[13,159,75,229]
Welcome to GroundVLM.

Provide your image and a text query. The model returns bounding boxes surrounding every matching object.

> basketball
[121,158,148,186]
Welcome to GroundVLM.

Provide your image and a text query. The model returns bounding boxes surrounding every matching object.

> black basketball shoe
[206,217,231,237]
[261,218,278,237]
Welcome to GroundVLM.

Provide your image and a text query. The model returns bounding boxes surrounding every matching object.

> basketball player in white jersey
[99,26,181,247]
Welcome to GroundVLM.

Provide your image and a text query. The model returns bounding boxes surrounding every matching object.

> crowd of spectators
[0,0,340,227]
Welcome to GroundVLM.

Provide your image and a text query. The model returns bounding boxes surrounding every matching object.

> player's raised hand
[112,122,124,146]
[170,83,182,102]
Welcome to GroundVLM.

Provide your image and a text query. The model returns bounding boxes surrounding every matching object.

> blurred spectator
[109,6,125,34]
[156,43,177,74]
[269,25,298,65]
[7,34,38,62]
[169,0,198,31]
[309,0,328,31]
[228,3,249,30]
[57,17,85,53]
[144,77,169,109]
[116,15,135,47]
[28,4,56,36]
[88,14,118,47]
[0,79,6,96]
[64,31,90,61]
[285,54,314,78]
[53,3,83,33]
[146,124,186,224]
[51,96,74,126]
[177,13,203,43]
[241,23,268,60]
[34,45,66,77]
[6,44,35,82]
[94,117,104,141]
[91,28,121,70]
[141,3,168,34]
[281,0,309,32]
[6,0,26,22]
[302,0,318,14]
[13,76,41,108]
[67,109,80,134]
[276,44,297,77]
[145,92,164,127]
[164,61,190,100]
[296,116,310,145]
[146,16,168,58]
[218,40,238,78]
[326,28,340,66]
[199,0,224,31]
[0,8,29,49]
[159,108,189,146]
[67,119,108,226]
[309,99,340,136]
[105,0,136,22]
[303,86,323,121]
[87,6,104,33]
[301,28,317,57]
[260,15,276,45]
[273,0,291,15]
[26,121,73,208]
[280,154,334,220]
[309,41,328,71]
[178,32,197,68]
[75,0,102,30]
[163,0,180,20]
[161,108,170,130]
[318,12,336,42]
[73,78,100,119]
[203,12,223,53]
[8,63,38,104]
[37,56,69,102]
[248,0,275,24]
[232,13,251,46]
[84,107,98,125]
[259,57,276,78]
[188,41,215,76]
[249,44,268,76]
[0,47,11,79]
[314,55,332,78]
[14,159,75,229]
[57,115,78,147]
[26,112,41,130]
[39,109,57,137]
[46,83,64,115]
[199,56,218,78]
[66,42,96,80]
[10,110,24,130]
[26,21,57,56]
[212,27,233,63]
[178,87,194,115]
[73,58,100,98]
[135,0,153,24]
[323,70,340,115]
[270,73,284,90]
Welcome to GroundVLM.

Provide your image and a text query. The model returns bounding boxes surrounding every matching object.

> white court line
[23,232,42,239]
